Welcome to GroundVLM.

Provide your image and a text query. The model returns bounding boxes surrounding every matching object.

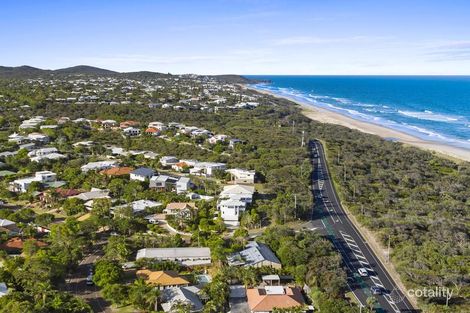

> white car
[358,268,369,277]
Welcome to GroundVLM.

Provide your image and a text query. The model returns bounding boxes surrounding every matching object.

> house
[207,134,229,145]
[123,127,140,136]
[8,133,28,144]
[81,160,117,172]
[28,147,66,161]
[130,167,155,181]
[149,175,179,189]
[190,162,226,177]
[100,166,134,176]
[0,219,20,234]
[148,121,167,130]
[160,156,179,167]
[246,286,305,313]
[0,282,8,297]
[161,286,203,313]
[164,202,197,219]
[226,169,256,184]
[229,138,243,149]
[228,241,282,269]
[172,162,189,172]
[141,151,157,160]
[27,132,50,143]
[136,270,190,289]
[27,147,59,158]
[72,188,110,203]
[218,199,247,226]
[111,200,162,215]
[9,171,60,193]
[176,177,192,194]
[120,120,139,129]
[101,119,117,129]
[0,237,48,253]
[220,184,255,204]
[30,152,67,162]
[136,247,211,267]
[145,127,160,136]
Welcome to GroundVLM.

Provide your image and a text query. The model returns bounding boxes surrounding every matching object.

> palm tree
[366,296,378,311]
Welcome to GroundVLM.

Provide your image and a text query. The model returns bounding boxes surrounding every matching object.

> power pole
[301,130,305,147]
[294,194,297,219]
[387,235,391,263]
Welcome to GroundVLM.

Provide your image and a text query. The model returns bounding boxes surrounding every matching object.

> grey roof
[161,286,203,312]
[236,241,281,267]
[131,167,155,177]
[0,219,16,227]
[136,247,211,260]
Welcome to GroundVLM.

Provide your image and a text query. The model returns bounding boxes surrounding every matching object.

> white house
[28,147,59,158]
[27,132,50,143]
[207,134,229,145]
[148,121,167,131]
[220,184,255,204]
[160,156,179,167]
[226,168,256,184]
[176,177,192,194]
[8,133,27,144]
[218,199,247,226]
[123,127,141,136]
[10,171,58,193]
[130,167,155,181]
[136,247,211,267]
[189,162,226,177]
[149,175,179,189]
[112,200,162,215]
[31,153,67,162]
[81,160,117,172]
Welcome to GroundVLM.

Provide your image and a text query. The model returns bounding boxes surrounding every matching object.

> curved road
[309,139,418,313]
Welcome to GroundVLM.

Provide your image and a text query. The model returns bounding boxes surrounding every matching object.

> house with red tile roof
[0,237,47,252]
[246,286,305,313]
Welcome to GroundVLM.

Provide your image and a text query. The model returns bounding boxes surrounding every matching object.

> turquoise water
[247,76,470,150]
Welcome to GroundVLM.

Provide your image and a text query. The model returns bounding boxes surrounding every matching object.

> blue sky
[1,0,469,74]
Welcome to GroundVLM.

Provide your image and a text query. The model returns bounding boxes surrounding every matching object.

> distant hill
[0,65,50,78]
[0,65,257,83]
[53,65,118,75]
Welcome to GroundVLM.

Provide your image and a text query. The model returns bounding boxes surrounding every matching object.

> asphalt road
[308,140,418,313]
[64,241,112,313]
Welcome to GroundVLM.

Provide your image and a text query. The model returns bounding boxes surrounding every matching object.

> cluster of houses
[133,243,310,312]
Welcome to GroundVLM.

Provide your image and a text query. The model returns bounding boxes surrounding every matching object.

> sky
[1,0,470,75]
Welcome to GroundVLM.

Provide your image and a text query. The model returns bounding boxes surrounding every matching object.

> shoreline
[246,85,470,163]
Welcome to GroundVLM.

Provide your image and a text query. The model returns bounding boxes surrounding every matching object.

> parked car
[358,268,369,277]
[371,286,383,295]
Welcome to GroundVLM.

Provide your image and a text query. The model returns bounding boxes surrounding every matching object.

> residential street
[308,140,418,313]
[64,240,112,313]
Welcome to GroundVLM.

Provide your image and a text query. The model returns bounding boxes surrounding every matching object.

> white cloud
[272,35,389,46]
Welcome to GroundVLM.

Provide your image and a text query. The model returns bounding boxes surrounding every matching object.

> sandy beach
[246,86,470,163]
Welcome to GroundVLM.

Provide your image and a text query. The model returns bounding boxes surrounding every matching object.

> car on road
[358,268,369,277]
[371,286,383,295]
[86,275,94,286]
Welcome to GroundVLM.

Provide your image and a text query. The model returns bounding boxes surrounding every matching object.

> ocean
[247,75,470,150]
